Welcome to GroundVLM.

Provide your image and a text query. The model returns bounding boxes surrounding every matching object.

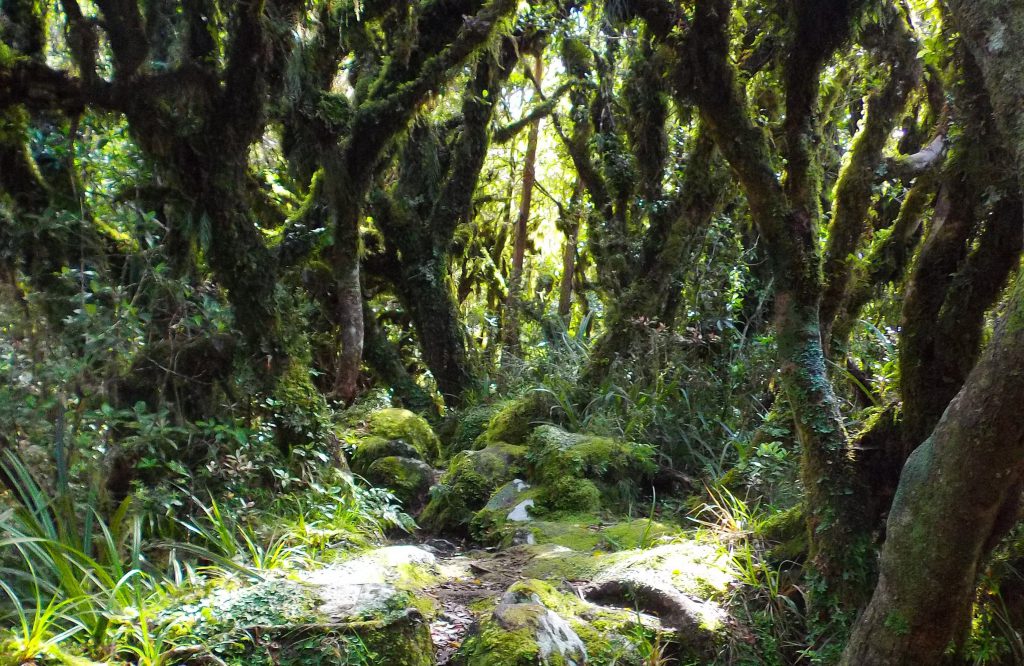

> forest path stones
[404,533,733,664]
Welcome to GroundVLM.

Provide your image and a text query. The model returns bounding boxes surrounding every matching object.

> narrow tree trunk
[330,201,364,405]
[558,179,583,320]
[502,54,544,357]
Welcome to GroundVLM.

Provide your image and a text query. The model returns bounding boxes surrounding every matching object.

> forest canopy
[3,0,1024,664]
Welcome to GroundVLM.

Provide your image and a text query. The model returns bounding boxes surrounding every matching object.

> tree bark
[680,0,871,604]
[558,179,583,320]
[820,9,920,343]
[844,4,1024,661]
[503,53,544,358]
[841,269,1024,665]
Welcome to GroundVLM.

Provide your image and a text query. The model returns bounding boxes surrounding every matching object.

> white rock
[507,499,535,522]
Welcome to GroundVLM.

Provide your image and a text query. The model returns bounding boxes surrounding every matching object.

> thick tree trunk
[843,5,1024,660]
[398,257,473,408]
[362,300,437,417]
[841,270,1024,665]
[679,0,872,604]
[900,55,1023,454]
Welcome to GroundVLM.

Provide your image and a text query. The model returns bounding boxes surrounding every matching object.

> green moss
[357,614,435,666]
[446,402,502,455]
[367,408,441,462]
[457,623,545,666]
[760,504,808,561]
[506,579,587,616]
[456,578,587,666]
[272,358,331,451]
[420,443,527,532]
[458,578,675,666]
[350,436,422,474]
[884,610,911,635]
[535,476,602,513]
[479,393,555,446]
[528,425,656,487]
[364,456,434,510]
[520,519,604,551]
[603,519,681,549]
[520,545,605,580]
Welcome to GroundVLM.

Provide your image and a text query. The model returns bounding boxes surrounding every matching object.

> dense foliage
[3,0,1024,664]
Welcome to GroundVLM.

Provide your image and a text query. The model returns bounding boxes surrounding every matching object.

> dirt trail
[411,540,569,664]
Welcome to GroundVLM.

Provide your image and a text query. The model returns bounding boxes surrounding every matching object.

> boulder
[478,393,556,446]
[455,579,678,666]
[528,425,656,487]
[456,581,586,666]
[419,443,527,532]
[350,436,423,476]
[161,546,443,666]
[365,456,435,512]
[367,408,441,463]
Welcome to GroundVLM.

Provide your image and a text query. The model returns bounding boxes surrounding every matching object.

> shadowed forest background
[3,0,1024,664]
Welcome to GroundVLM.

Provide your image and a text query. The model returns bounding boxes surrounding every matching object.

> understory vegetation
[3,0,1024,664]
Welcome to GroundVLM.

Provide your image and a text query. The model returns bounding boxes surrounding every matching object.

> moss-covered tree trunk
[558,179,583,320]
[371,38,519,406]
[842,4,1024,660]
[841,270,1024,664]
[674,0,872,605]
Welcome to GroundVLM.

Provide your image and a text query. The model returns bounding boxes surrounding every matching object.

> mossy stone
[160,573,434,666]
[350,436,423,475]
[479,393,556,446]
[529,425,657,485]
[470,480,537,544]
[456,578,677,666]
[535,477,602,514]
[457,579,587,665]
[365,456,435,511]
[367,407,441,462]
[420,443,528,532]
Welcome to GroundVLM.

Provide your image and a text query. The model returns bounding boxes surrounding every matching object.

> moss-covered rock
[365,456,435,512]
[513,517,684,552]
[419,443,528,532]
[457,580,587,665]
[534,476,602,514]
[479,392,556,446]
[350,436,423,475]
[445,402,503,456]
[518,540,733,600]
[529,425,656,488]
[367,408,442,462]
[469,479,537,543]
[456,578,678,666]
[161,546,444,666]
